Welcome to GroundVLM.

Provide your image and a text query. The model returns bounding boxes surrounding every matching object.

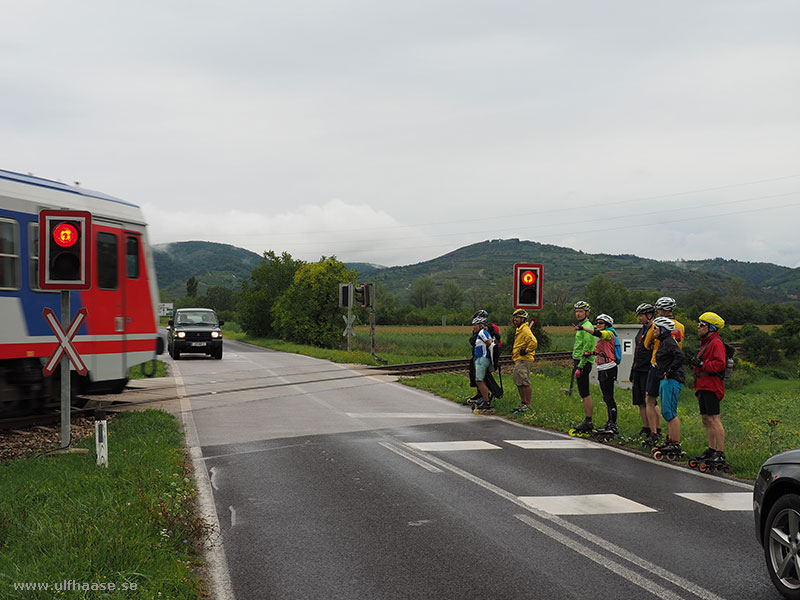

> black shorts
[696,390,721,416]
[576,363,592,398]
[645,366,661,398]
[631,370,648,406]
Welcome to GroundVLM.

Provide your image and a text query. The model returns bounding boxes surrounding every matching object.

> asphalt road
[166,339,777,600]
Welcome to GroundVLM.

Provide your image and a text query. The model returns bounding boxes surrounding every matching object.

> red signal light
[521,270,536,285]
[53,223,79,248]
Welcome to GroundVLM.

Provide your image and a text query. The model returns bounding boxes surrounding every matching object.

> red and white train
[0,168,162,416]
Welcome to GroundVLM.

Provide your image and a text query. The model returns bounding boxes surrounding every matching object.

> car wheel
[173,349,181,360]
[764,493,800,599]
[214,348,223,360]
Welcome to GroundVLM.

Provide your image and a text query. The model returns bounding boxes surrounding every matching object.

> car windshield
[175,311,218,326]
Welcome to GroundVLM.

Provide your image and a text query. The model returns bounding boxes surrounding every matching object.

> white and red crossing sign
[43,307,88,376]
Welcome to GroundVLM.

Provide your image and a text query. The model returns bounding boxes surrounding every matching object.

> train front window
[0,218,20,290]
[97,232,118,290]
[126,236,140,279]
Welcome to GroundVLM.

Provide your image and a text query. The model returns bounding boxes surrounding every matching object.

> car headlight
[177,331,186,338]
[211,331,221,338]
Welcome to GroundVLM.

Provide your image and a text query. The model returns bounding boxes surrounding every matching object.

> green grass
[401,365,800,481]
[128,360,169,379]
[0,410,208,599]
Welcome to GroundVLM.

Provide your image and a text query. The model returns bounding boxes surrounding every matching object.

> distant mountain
[152,239,800,304]
[153,241,262,299]
[348,239,800,303]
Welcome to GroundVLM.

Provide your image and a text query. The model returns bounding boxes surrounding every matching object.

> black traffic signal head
[354,283,374,308]
[339,283,353,308]
[513,263,542,310]
[39,210,92,290]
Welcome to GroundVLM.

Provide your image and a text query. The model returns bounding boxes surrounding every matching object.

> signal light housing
[513,263,542,310]
[39,210,92,290]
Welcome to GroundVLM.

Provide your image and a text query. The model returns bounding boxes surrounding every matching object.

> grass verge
[401,364,800,481]
[0,410,209,599]
[129,360,169,379]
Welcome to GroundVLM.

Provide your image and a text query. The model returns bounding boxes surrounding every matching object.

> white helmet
[595,314,614,326]
[472,315,488,325]
[653,316,675,331]
[655,296,676,311]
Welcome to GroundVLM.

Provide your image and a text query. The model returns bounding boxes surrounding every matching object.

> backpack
[488,322,502,349]
[697,338,736,381]
[608,327,622,364]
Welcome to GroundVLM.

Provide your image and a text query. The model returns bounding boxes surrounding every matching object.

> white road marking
[209,466,219,490]
[345,412,473,419]
[505,439,601,449]
[378,442,443,473]
[515,514,685,600]
[229,506,237,527]
[395,441,729,600]
[174,365,235,600]
[519,494,657,515]
[407,441,502,451]
[674,492,753,511]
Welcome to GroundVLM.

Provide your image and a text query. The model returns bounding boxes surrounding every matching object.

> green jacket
[573,318,597,368]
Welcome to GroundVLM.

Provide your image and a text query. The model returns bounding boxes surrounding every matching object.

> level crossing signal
[513,263,543,310]
[354,283,374,308]
[39,210,92,290]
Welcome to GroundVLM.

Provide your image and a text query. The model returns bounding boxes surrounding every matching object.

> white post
[95,419,108,467]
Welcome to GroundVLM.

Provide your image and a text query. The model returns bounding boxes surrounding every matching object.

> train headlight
[177,331,186,338]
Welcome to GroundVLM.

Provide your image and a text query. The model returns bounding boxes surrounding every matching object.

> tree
[773,318,800,358]
[272,257,357,347]
[584,275,626,322]
[738,324,779,366]
[237,250,303,337]
[441,280,465,310]
[409,276,437,309]
[206,286,236,313]
[186,276,198,298]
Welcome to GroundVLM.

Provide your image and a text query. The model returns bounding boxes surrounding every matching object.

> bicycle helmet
[595,314,614,326]
[655,296,676,311]
[698,311,725,331]
[472,315,488,325]
[573,300,591,311]
[636,303,655,315]
[512,309,528,319]
[653,316,675,332]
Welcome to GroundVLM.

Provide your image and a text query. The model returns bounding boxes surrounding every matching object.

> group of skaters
[467,297,731,469]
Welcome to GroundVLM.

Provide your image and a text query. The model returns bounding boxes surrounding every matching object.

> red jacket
[693,332,726,400]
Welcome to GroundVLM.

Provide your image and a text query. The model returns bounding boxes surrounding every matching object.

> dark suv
[754,448,800,599]
[168,308,224,360]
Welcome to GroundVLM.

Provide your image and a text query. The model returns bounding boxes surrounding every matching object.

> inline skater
[581,314,621,437]
[643,296,683,447]
[569,301,597,436]
[632,303,656,438]
[471,313,496,414]
[511,309,537,413]
[466,310,502,406]
[650,317,686,460]
[689,312,729,470]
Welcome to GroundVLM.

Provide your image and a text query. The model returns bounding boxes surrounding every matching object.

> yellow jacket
[645,318,685,366]
[513,322,538,362]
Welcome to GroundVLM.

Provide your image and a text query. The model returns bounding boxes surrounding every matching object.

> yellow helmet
[698,311,725,331]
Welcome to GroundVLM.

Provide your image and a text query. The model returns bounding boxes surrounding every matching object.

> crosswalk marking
[406,441,502,451]
[674,492,753,511]
[505,439,601,450]
[519,494,658,515]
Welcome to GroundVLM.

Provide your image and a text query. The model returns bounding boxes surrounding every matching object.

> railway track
[372,351,574,376]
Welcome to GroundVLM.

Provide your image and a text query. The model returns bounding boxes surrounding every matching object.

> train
[0,168,163,417]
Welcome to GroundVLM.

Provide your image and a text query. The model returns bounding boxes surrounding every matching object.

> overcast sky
[2,1,799,268]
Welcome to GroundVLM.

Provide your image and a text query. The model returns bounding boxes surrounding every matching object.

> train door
[86,226,127,384]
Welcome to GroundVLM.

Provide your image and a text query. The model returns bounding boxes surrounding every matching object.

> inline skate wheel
[698,462,708,473]
[653,451,663,461]
[688,459,698,468]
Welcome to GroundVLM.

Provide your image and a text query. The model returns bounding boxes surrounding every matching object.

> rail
[371,351,574,376]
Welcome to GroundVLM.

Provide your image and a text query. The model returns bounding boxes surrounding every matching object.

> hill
[153,241,262,299]
[350,239,800,303]
[152,238,800,303]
